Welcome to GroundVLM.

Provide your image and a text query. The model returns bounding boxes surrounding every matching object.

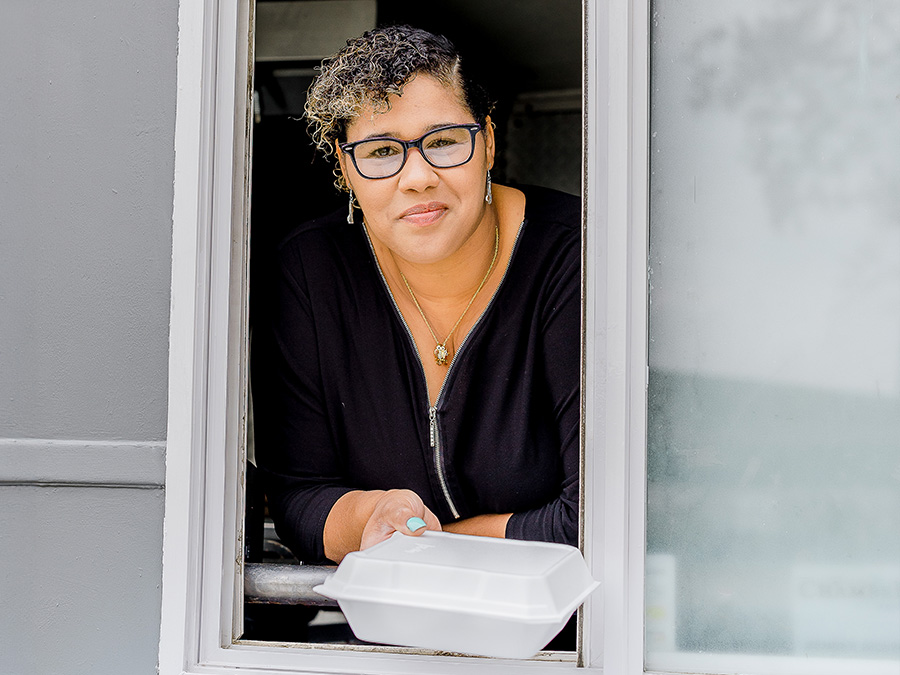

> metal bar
[244,563,338,606]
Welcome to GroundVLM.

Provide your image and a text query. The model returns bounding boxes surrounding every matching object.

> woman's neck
[380,205,501,307]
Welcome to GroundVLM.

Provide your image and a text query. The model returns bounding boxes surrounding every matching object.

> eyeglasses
[339,123,483,179]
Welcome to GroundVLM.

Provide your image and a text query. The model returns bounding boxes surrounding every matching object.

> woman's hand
[359,489,442,551]
[324,488,441,562]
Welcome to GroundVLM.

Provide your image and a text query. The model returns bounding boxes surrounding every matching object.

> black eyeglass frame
[339,123,484,179]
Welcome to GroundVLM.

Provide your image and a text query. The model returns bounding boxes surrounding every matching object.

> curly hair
[304,25,493,191]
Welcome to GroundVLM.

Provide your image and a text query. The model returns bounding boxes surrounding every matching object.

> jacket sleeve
[251,240,354,563]
[504,225,581,547]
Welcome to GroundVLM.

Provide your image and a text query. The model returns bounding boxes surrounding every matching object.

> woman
[252,25,581,565]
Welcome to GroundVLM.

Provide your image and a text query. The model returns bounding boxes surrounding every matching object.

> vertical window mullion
[582,0,650,671]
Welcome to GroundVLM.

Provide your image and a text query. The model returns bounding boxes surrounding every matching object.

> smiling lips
[399,202,448,226]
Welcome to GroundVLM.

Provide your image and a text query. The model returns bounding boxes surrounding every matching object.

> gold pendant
[434,344,449,366]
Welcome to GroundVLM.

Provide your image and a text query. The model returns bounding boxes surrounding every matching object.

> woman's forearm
[442,512,512,538]
[323,490,386,562]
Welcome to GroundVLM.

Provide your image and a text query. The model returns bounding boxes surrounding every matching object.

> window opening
[242,0,584,654]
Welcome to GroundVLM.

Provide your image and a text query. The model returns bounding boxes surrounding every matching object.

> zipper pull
[429,406,437,448]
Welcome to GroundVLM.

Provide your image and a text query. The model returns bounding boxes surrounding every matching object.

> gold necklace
[400,223,500,366]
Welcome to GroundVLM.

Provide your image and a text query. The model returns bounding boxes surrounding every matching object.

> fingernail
[406,517,427,532]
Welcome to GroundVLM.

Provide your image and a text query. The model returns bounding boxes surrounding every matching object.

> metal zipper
[361,219,527,521]
[429,405,460,519]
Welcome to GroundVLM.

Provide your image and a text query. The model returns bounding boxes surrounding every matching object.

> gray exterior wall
[1,2,177,674]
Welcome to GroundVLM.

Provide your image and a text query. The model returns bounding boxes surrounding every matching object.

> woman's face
[337,74,495,266]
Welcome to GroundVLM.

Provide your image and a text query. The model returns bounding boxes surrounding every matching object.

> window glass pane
[646,1,900,670]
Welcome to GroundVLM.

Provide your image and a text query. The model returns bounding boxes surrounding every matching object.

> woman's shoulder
[264,209,373,302]
[519,184,581,232]
[274,207,370,275]
[278,207,359,252]
[512,185,580,270]
[493,185,580,308]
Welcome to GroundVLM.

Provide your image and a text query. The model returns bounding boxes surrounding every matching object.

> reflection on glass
[647,1,900,670]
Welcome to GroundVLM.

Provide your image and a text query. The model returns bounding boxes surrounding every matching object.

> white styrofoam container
[314,530,599,659]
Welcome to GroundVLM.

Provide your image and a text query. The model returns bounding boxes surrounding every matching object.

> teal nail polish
[406,516,427,532]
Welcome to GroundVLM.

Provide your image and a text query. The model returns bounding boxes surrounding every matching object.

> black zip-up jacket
[252,185,581,564]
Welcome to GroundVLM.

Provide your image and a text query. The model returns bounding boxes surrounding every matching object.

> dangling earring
[347,188,355,224]
[485,170,493,204]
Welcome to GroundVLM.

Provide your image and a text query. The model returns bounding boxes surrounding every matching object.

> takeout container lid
[314,530,599,658]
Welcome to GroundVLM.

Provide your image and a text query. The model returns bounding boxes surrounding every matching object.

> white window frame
[158,0,651,673]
